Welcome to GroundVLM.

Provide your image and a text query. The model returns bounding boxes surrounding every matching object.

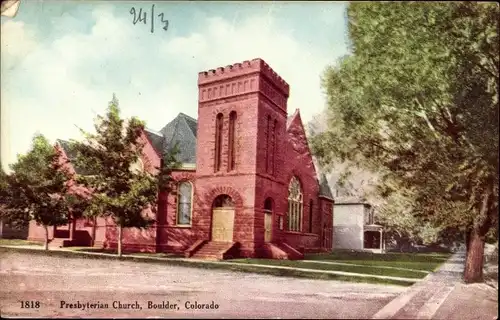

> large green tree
[70,95,179,257]
[312,2,498,283]
[0,134,74,250]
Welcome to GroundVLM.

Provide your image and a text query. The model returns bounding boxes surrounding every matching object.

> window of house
[287,176,303,232]
[214,113,223,172]
[228,111,237,171]
[177,181,192,225]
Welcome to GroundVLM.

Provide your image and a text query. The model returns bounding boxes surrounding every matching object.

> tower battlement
[198,58,290,97]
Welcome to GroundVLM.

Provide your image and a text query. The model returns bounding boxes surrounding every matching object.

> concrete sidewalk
[372,251,498,319]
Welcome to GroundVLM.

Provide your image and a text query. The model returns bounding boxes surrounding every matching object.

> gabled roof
[286,109,300,130]
[159,113,197,164]
[56,139,95,175]
[318,173,334,199]
[144,128,164,156]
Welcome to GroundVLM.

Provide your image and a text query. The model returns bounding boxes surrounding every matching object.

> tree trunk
[91,217,97,247]
[43,225,49,251]
[117,225,123,257]
[463,187,492,283]
[464,228,486,283]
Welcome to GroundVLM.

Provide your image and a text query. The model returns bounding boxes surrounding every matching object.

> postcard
[1,1,498,319]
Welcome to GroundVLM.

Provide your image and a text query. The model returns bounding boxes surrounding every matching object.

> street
[0,251,404,318]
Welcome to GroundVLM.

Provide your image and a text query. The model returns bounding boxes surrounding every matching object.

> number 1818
[20,301,40,308]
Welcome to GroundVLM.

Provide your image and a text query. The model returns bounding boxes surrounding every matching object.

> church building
[28,58,334,259]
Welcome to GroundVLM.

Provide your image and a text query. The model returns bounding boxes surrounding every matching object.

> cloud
[0,20,37,70]
[1,4,347,171]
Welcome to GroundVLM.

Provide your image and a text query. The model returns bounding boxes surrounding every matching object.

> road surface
[0,250,405,318]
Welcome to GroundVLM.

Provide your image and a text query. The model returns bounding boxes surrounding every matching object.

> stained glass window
[177,182,192,225]
[287,176,303,232]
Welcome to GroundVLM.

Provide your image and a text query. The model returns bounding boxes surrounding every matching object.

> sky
[1,0,350,171]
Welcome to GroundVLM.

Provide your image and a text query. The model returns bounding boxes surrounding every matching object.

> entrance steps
[190,241,238,260]
[262,242,304,260]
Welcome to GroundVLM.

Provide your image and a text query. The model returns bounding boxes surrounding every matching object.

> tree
[311,2,498,283]
[70,95,179,257]
[0,134,74,250]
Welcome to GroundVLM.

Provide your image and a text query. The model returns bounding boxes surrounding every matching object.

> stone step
[201,244,232,249]
[189,241,235,260]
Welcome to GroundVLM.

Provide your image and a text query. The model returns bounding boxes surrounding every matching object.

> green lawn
[225,258,429,279]
[304,251,452,272]
[226,250,452,282]
[0,239,42,246]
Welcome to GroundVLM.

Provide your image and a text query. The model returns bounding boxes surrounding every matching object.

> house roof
[56,139,95,175]
[334,196,372,206]
[159,113,197,164]
[318,173,334,199]
[144,128,164,156]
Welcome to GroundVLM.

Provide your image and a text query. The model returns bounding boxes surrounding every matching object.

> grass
[304,251,452,272]
[0,238,43,246]
[0,246,414,287]
[225,258,428,279]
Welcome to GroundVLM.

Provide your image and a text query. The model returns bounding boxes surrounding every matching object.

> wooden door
[264,212,272,242]
[211,208,235,242]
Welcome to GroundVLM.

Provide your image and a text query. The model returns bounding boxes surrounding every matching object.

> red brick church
[28,58,334,259]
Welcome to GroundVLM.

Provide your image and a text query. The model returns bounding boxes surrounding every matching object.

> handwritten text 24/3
[130,4,169,33]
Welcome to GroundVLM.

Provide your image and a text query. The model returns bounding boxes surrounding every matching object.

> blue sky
[1,0,349,170]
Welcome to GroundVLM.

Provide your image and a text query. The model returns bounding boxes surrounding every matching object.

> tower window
[271,119,277,175]
[266,115,271,173]
[215,113,223,172]
[228,111,237,171]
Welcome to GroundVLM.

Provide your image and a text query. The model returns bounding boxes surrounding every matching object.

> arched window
[130,158,144,174]
[287,176,303,232]
[177,181,192,225]
[264,198,273,212]
[266,115,271,173]
[214,113,223,172]
[213,194,234,208]
[228,111,237,171]
[271,119,277,175]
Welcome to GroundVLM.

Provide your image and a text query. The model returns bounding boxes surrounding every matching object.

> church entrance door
[264,212,272,242]
[211,195,235,242]
[264,198,273,243]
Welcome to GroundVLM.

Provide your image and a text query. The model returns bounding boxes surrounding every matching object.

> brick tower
[194,58,290,257]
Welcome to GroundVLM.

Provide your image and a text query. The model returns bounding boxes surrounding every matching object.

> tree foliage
[311,2,498,282]
[0,134,74,249]
[70,95,179,256]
